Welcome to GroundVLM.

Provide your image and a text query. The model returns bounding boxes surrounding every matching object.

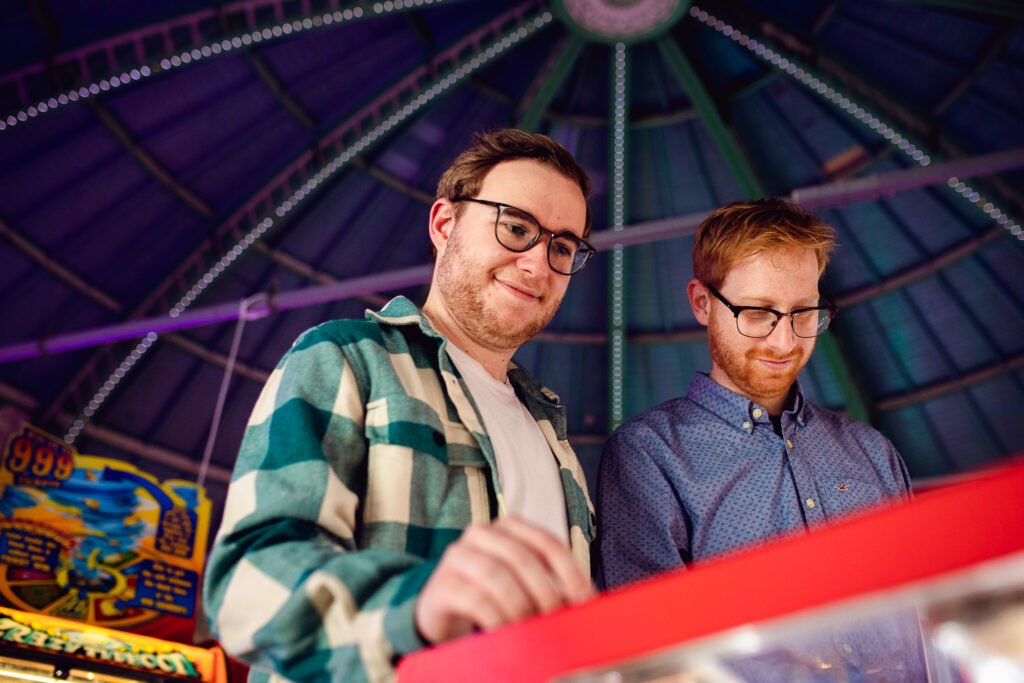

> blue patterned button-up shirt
[598,372,911,590]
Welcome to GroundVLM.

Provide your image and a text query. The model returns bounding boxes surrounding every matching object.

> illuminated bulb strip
[610,42,627,429]
[688,5,1024,243]
[1,670,60,683]
[689,7,932,166]
[64,11,554,444]
[945,176,1024,239]
[2,0,457,133]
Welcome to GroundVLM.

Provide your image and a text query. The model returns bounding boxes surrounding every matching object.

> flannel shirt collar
[366,296,561,408]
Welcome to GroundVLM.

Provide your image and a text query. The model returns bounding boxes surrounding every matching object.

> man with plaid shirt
[204,130,598,682]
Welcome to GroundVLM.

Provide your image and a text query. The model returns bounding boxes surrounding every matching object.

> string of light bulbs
[64,10,555,443]
[688,5,1022,243]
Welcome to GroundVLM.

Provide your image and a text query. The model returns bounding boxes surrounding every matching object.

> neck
[422,293,515,382]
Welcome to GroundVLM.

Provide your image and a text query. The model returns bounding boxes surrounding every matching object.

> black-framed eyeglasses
[706,284,838,338]
[455,198,596,275]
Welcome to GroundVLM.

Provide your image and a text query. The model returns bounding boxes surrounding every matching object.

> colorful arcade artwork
[0,424,210,636]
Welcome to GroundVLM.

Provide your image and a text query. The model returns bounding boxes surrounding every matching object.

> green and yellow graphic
[0,425,210,632]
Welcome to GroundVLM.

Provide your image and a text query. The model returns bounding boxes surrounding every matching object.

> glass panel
[556,553,1024,682]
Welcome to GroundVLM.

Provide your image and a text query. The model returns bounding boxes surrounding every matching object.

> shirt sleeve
[884,435,913,499]
[202,327,432,683]
[596,423,689,590]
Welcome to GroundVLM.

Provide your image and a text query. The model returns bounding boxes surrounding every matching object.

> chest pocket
[363,394,492,554]
[818,478,883,518]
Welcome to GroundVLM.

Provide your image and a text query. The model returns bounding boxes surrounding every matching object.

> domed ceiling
[2,0,1023,530]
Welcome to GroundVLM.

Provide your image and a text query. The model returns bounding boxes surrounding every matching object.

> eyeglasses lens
[494,207,585,275]
[737,308,832,338]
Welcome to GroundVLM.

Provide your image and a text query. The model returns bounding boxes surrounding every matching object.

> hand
[414,516,595,644]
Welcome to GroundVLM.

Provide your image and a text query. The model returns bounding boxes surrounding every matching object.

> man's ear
[687,278,711,327]
[428,199,456,255]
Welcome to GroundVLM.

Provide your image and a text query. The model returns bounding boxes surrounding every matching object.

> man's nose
[765,316,797,353]
[515,236,551,274]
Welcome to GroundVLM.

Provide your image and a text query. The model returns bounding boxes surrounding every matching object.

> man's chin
[744,369,801,400]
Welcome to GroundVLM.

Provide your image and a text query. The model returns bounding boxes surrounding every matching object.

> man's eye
[500,221,530,237]
[792,310,816,322]
[552,240,575,258]
[745,310,774,322]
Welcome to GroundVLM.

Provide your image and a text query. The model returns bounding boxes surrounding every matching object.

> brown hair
[693,198,837,288]
[436,129,593,238]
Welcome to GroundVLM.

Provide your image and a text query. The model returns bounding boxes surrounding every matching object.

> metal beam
[1,0,482,116]
[0,266,433,363]
[246,50,317,131]
[0,380,231,483]
[1,219,271,385]
[8,148,1022,363]
[42,3,546,425]
[931,27,1013,115]
[69,416,233,484]
[516,34,586,132]
[877,350,1024,410]
[837,227,1004,307]
[698,0,1024,216]
[790,147,1024,210]
[0,381,36,411]
[0,218,122,311]
[607,43,630,430]
[89,99,216,217]
[656,35,764,199]
[163,333,270,384]
[811,0,841,35]
[350,157,434,204]
[878,0,1024,19]
[253,240,389,308]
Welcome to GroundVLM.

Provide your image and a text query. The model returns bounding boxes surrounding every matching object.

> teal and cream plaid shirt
[204,296,596,683]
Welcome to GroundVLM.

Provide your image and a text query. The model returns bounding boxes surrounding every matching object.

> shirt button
[742,421,751,430]
[752,408,763,418]
[843,643,853,654]
[806,498,815,508]
[786,439,793,449]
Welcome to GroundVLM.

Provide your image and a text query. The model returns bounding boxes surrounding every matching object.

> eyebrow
[735,296,823,309]
[501,205,535,222]
[504,204,585,241]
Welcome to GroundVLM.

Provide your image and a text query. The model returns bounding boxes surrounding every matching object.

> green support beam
[517,35,586,132]
[655,35,764,199]
[815,331,871,425]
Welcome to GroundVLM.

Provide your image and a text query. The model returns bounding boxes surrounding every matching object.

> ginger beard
[434,219,564,350]
[706,305,813,408]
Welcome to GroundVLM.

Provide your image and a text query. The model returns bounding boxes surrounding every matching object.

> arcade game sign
[0,425,210,642]
[0,606,226,683]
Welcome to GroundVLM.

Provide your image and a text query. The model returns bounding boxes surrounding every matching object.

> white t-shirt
[445,341,570,545]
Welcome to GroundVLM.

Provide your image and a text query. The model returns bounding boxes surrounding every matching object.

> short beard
[435,225,559,350]
[707,317,808,406]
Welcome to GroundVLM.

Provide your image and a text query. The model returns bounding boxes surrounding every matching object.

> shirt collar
[365,295,439,336]
[687,372,809,434]
[365,296,560,407]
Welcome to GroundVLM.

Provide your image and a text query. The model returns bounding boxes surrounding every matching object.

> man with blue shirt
[598,198,912,589]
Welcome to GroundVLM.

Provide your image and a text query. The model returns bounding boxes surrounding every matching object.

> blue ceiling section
[1,0,1023,527]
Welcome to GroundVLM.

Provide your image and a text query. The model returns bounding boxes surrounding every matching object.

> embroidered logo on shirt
[835,483,849,490]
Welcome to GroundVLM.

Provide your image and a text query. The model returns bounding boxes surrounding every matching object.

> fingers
[489,517,594,604]
[414,517,593,645]
[455,521,567,619]
[415,563,504,643]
